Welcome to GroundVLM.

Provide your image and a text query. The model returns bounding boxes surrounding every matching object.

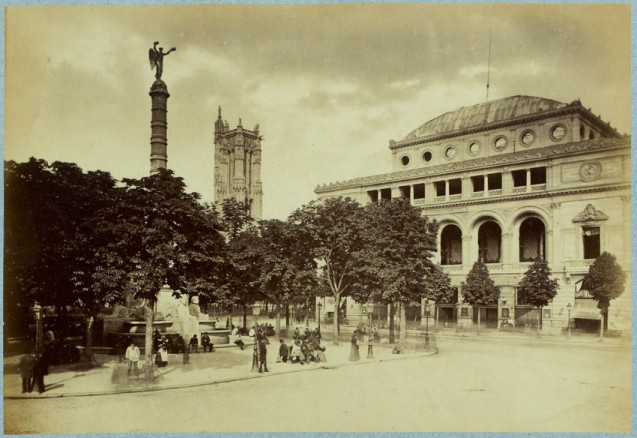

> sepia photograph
[3,2,632,434]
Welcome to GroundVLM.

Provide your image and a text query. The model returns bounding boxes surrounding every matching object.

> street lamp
[424,300,431,350]
[251,315,259,372]
[33,302,43,353]
[366,303,374,359]
[566,303,572,339]
[318,302,322,332]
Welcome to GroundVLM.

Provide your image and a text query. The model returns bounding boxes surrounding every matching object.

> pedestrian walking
[349,333,360,362]
[258,338,269,373]
[32,352,48,393]
[18,350,35,393]
[125,341,140,376]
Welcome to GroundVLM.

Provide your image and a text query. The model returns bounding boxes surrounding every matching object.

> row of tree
[6,158,626,379]
[5,158,456,379]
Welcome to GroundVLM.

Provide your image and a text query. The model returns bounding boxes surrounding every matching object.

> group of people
[18,350,49,394]
[276,328,327,365]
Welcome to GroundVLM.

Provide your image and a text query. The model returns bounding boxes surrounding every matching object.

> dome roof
[402,95,569,141]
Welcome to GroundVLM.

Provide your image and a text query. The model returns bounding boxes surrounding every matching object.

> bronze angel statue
[149,41,176,80]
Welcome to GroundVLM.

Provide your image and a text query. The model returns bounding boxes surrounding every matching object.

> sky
[4,3,631,220]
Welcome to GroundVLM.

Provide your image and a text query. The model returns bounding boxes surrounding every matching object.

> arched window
[478,221,501,263]
[519,217,546,262]
[441,225,462,265]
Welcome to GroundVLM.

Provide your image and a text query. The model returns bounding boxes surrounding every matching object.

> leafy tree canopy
[517,257,558,308]
[582,252,626,310]
[462,261,499,306]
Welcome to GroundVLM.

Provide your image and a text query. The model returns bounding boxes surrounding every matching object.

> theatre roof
[401,95,568,142]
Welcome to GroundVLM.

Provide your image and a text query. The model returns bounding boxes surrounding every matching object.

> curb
[4,348,438,400]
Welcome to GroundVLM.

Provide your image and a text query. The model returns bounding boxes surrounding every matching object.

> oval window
[444,146,457,159]
[423,151,432,162]
[401,155,410,166]
[469,141,481,155]
[494,136,507,151]
[550,125,566,141]
[520,130,535,146]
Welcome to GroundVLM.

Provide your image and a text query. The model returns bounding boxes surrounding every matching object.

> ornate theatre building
[315,95,631,334]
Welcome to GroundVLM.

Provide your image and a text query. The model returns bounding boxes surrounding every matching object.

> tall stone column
[149,79,170,174]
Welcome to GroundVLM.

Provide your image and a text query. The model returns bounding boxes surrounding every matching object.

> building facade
[213,107,263,220]
[315,95,631,334]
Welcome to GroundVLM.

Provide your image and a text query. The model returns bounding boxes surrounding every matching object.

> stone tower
[213,107,263,220]
[149,79,170,173]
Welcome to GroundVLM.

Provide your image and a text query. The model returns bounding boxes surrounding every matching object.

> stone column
[462,235,472,267]
[149,79,170,174]
[461,176,470,199]
[502,232,513,268]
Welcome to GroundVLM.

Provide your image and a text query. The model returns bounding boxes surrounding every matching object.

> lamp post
[566,303,572,339]
[366,303,374,359]
[251,316,259,372]
[318,302,322,332]
[33,302,43,353]
[424,300,431,350]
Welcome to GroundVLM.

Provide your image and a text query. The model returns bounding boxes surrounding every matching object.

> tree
[422,264,456,328]
[222,224,263,330]
[53,162,129,365]
[517,257,558,334]
[423,264,456,305]
[118,169,226,380]
[582,252,626,338]
[289,197,367,344]
[220,197,253,240]
[4,159,79,337]
[462,261,499,334]
[358,198,439,344]
[256,219,317,336]
[5,159,127,358]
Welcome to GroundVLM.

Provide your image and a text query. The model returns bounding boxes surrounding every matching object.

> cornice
[417,184,630,212]
[315,137,630,193]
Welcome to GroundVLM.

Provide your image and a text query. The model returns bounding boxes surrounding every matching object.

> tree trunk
[243,305,247,330]
[399,301,406,344]
[333,293,340,345]
[229,305,233,330]
[144,301,154,381]
[389,302,395,343]
[600,308,605,339]
[275,303,281,338]
[477,307,481,335]
[435,305,439,330]
[85,314,94,367]
[537,306,542,337]
[285,304,290,330]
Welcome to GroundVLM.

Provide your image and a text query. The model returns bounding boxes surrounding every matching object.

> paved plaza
[3,332,630,434]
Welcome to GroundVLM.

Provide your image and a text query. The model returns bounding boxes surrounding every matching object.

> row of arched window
[440,217,545,265]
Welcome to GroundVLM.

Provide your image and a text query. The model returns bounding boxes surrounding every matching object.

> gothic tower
[213,107,263,220]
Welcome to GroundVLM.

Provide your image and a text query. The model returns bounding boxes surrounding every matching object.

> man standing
[18,350,35,393]
[258,338,269,373]
[32,352,48,394]
[125,341,140,376]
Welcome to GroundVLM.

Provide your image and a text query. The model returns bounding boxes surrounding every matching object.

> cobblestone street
[4,335,630,434]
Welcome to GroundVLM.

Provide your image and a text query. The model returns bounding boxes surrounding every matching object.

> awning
[573,299,601,320]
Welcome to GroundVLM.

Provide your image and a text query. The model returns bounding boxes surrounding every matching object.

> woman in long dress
[349,333,360,361]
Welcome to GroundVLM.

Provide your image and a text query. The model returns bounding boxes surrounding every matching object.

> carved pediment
[572,204,609,223]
